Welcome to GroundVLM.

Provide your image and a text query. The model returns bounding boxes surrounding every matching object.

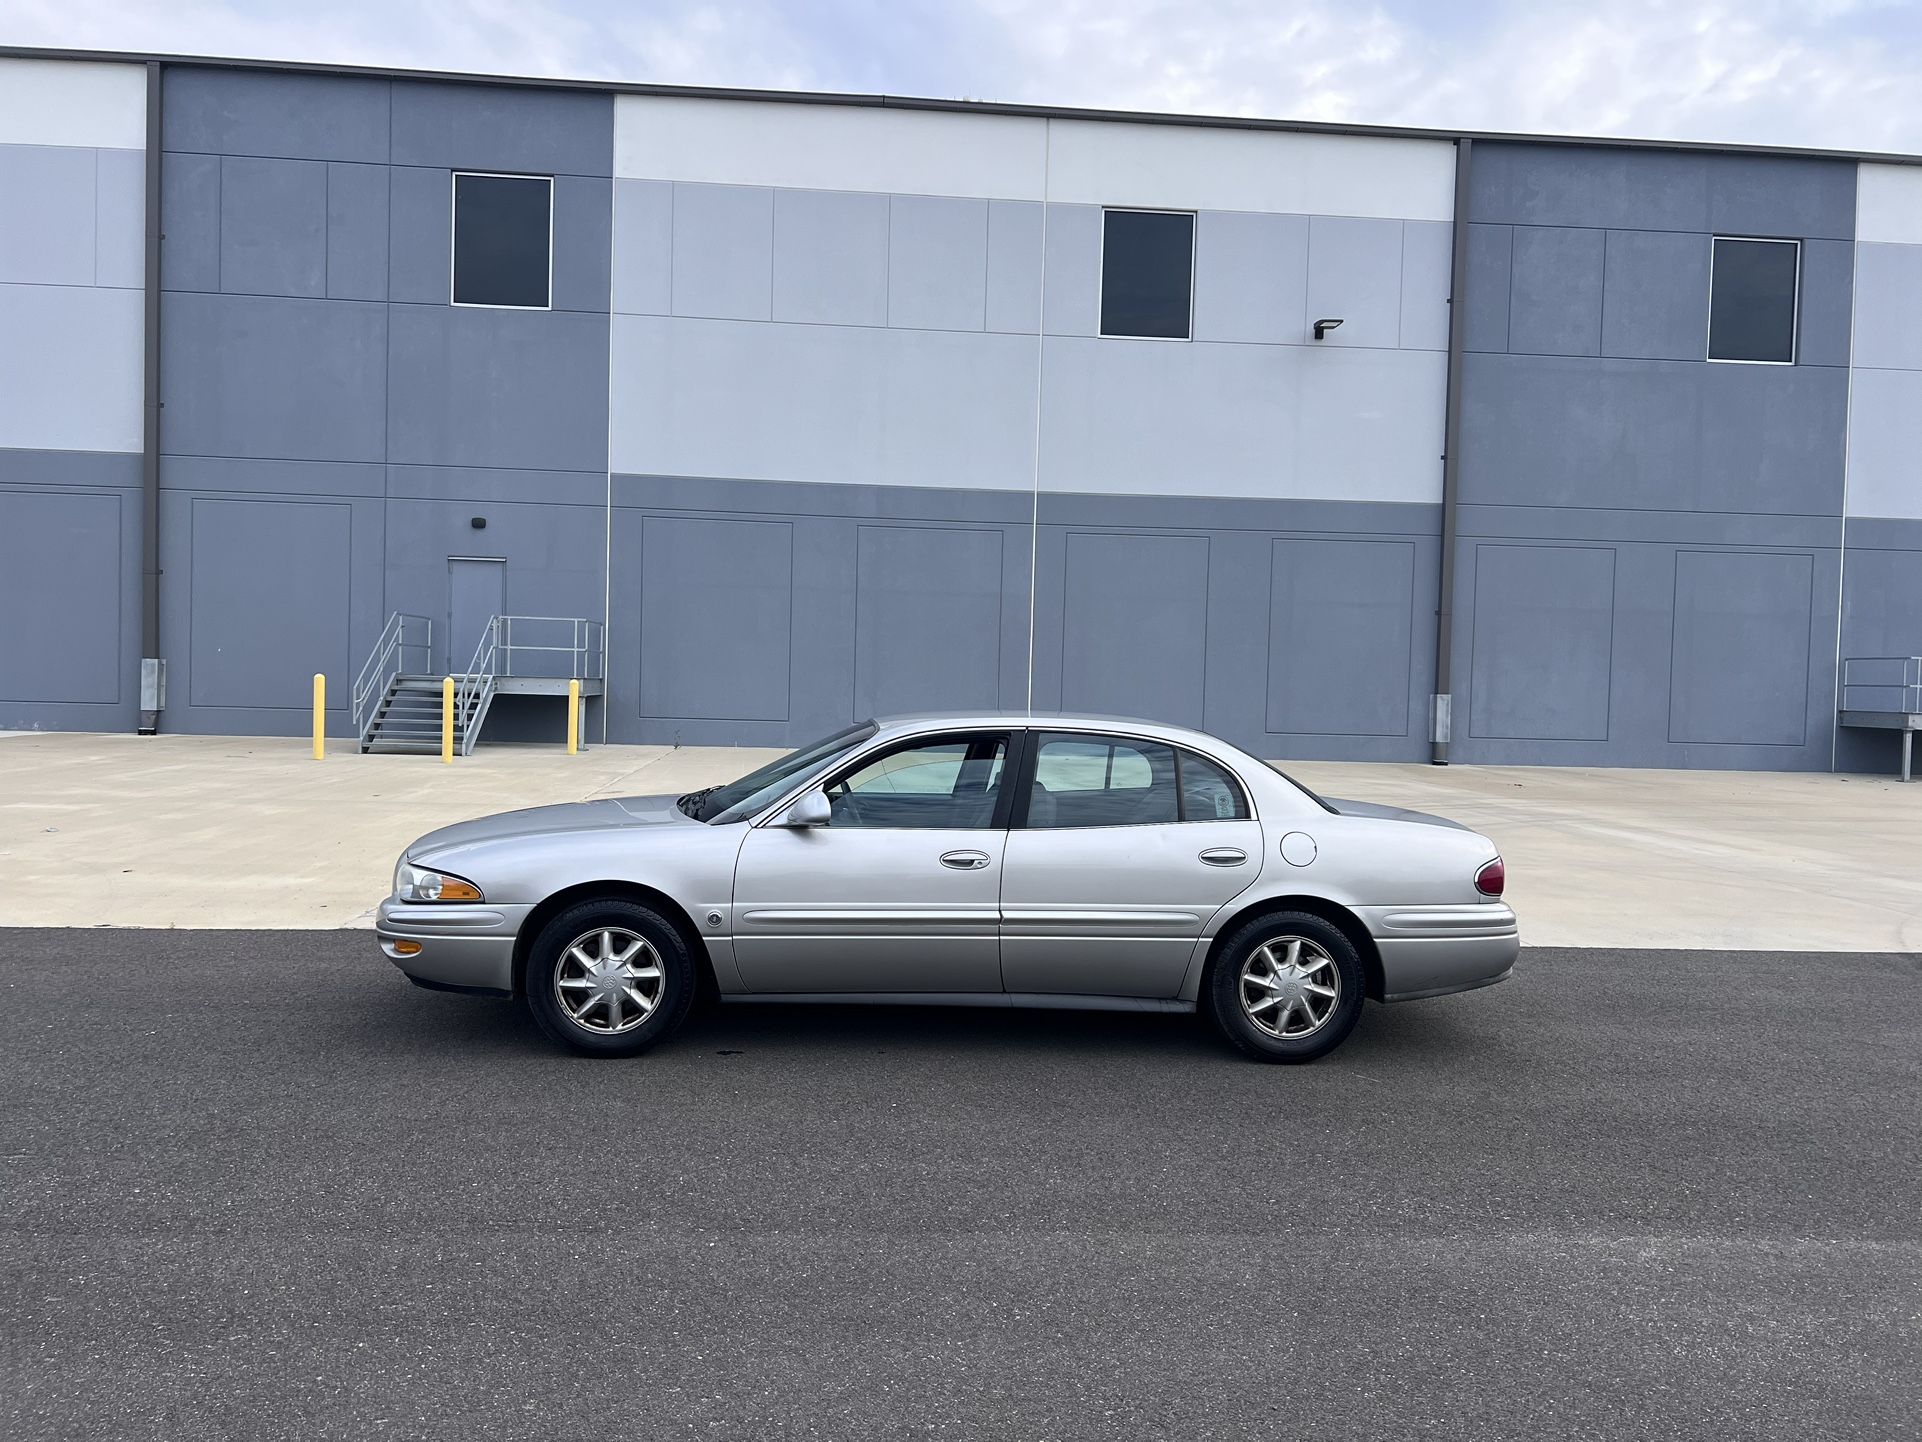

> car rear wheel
[1205,911,1365,1063]
[525,899,695,1057]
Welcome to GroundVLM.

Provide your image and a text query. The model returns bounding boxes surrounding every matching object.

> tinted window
[824,734,1007,829]
[1100,209,1194,339]
[1177,751,1249,821]
[453,173,551,308]
[1026,734,1180,828]
[1708,238,1797,363]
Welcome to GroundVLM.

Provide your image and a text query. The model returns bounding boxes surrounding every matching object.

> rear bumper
[375,898,533,997]
[1358,902,1520,1002]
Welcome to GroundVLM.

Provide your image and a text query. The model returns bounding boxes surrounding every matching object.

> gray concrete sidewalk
[2,731,1917,949]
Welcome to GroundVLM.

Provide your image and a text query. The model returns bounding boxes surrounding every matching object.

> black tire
[524,899,696,1057]
[1204,910,1366,1064]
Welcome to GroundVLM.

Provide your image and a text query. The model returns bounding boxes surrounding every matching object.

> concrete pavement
[1,731,1918,948]
[1,931,1916,1441]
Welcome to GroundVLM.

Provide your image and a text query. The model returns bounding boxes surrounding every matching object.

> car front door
[731,730,1015,994]
[999,730,1262,998]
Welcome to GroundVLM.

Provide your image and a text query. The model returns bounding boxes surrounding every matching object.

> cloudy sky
[5,0,1922,152]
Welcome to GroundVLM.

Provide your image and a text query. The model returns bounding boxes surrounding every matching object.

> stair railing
[352,613,432,748]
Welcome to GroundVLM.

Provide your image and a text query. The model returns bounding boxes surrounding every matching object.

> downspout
[1431,136,1472,765]
[138,60,164,734]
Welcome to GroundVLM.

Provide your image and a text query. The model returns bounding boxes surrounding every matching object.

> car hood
[1323,797,1469,831]
[408,793,693,856]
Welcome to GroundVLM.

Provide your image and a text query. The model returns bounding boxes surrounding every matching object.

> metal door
[447,558,504,672]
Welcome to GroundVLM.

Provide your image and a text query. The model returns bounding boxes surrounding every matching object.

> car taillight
[1475,858,1505,897]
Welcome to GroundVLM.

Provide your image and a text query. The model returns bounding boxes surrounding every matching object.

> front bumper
[1358,902,1520,1002]
[375,898,535,997]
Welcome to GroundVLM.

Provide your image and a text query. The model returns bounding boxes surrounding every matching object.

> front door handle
[940,850,992,870]
[1199,847,1247,866]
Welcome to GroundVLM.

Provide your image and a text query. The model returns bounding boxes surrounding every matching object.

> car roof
[868,710,1235,752]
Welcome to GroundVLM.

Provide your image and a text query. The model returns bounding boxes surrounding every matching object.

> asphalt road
[2,931,1917,1441]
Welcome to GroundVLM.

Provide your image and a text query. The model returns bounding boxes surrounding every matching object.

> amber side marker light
[392,940,423,956]
[435,878,483,902]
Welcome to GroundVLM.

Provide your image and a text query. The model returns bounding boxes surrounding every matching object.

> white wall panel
[1856,163,1922,245]
[616,96,1046,199]
[1845,368,1922,521]
[0,59,146,150]
[1044,120,1454,221]
[0,283,143,452]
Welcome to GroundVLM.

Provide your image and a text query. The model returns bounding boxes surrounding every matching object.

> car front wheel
[525,899,695,1057]
[1205,911,1365,1063]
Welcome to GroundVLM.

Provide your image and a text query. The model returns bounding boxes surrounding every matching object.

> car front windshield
[680,722,879,824]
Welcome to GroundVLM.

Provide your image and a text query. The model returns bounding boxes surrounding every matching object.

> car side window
[822,733,1008,829]
[1025,734,1180,828]
[1177,750,1250,821]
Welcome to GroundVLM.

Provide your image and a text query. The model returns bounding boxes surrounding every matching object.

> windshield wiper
[676,786,718,821]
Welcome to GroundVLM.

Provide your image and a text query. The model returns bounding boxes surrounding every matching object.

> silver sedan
[376,713,1518,1063]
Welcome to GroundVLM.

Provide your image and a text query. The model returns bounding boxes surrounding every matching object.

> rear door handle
[1199,847,1247,866]
[940,850,992,870]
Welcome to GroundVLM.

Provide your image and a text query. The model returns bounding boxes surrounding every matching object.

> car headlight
[393,861,483,903]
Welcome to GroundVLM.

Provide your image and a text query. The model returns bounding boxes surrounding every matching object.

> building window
[452,172,552,309]
[1708,237,1799,364]
[1100,209,1195,339]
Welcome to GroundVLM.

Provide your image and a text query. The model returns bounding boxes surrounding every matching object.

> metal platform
[1839,657,1922,782]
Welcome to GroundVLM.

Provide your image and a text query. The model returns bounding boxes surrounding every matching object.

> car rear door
[998,730,1261,998]
[731,730,1016,994]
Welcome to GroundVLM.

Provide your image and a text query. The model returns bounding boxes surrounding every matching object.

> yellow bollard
[441,676,455,763]
[312,674,325,760]
[567,678,581,755]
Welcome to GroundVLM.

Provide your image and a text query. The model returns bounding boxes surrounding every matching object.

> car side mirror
[779,788,831,828]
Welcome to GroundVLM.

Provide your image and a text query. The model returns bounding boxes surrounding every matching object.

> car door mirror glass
[780,788,832,828]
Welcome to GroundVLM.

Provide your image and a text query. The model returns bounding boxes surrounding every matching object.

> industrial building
[1,47,1917,771]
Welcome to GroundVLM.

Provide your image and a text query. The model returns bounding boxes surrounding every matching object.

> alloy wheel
[1238,936,1340,1040]
[553,927,664,1035]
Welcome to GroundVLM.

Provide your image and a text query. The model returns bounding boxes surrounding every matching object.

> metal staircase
[351,612,604,757]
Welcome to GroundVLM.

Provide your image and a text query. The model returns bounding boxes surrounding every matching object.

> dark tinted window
[1708,238,1798,363]
[1177,751,1249,821]
[1100,209,1194,339]
[1026,734,1180,828]
[453,173,551,308]
[823,733,1008,829]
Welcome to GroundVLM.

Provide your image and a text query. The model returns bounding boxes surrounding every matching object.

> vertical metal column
[1431,137,1473,765]
[138,61,164,734]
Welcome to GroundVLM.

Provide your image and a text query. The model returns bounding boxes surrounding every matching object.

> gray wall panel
[324,161,389,301]
[985,199,1043,334]
[1507,225,1604,357]
[551,174,613,313]
[165,69,391,164]
[387,304,608,473]
[0,143,94,286]
[389,81,612,176]
[772,188,888,327]
[1304,216,1401,350]
[1399,220,1453,351]
[386,165,449,304]
[1467,543,1615,741]
[0,447,141,490]
[1697,363,1847,516]
[186,497,353,709]
[1193,210,1307,345]
[1463,223,1511,352]
[161,455,384,498]
[160,151,221,292]
[1797,238,1853,369]
[1600,229,1708,361]
[1472,145,1710,232]
[639,516,792,722]
[1041,203,1101,337]
[852,525,1004,716]
[0,488,122,704]
[671,183,772,321]
[93,147,145,290]
[1667,550,1813,746]
[1851,242,1922,371]
[1706,154,1854,241]
[611,179,673,315]
[1266,538,1414,736]
[161,291,387,462]
[1057,531,1209,728]
[219,155,327,298]
[887,194,988,332]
